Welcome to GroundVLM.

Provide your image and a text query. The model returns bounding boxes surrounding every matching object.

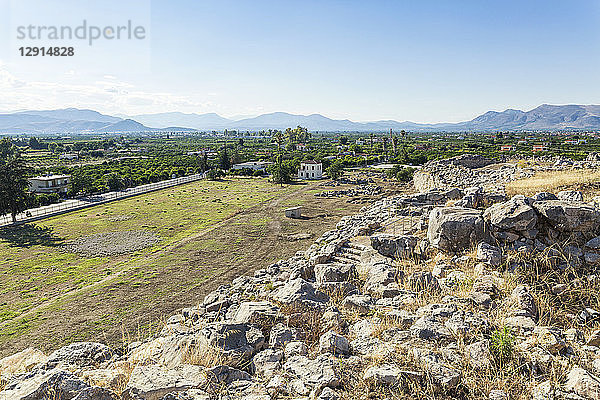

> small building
[232,161,273,171]
[59,153,78,160]
[500,145,515,151]
[28,174,71,194]
[298,160,323,180]
[285,206,302,219]
[532,145,547,152]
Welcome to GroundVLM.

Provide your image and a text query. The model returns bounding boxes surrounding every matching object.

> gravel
[62,230,160,257]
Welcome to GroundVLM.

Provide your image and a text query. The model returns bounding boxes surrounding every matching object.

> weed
[489,326,515,365]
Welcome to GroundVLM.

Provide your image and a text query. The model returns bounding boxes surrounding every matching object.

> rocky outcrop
[413,154,525,192]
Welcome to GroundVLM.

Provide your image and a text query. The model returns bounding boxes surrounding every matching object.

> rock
[128,334,191,368]
[81,367,129,392]
[504,316,536,332]
[410,316,452,341]
[342,294,374,315]
[531,192,558,201]
[444,311,490,337]
[565,367,600,399]
[195,322,265,366]
[159,389,210,400]
[269,323,296,348]
[319,331,349,356]
[484,195,537,232]
[314,263,355,284]
[585,252,600,265]
[321,309,346,332]
[488,389,508,400]
[532,200,600,232]
[252,349,283,378]
[476,242,502,267]
[124,364,205,400]
[205,365,251,385]
[317,387,339,400]
[231,301,280,326]
[512,285,538,320]
[0,348,47,376]
[586,236,600,249]
[362,262,401,298]
[3,368,117,400]
[370,234,418,259]
[471,274,500,305]
[586,330,600,347]
[532,326,566,355]
[420,352,461,389]
[45,342,114,369]
[551,283,567,295]
[565,328,585,343]
[221,380,270,399]
[283,355,341,391]
[363,364,422,387]
[271,278,329,308]
[578,308,600,325]
[558,190,584,202]
[427,207,490,252]
[284,341,308,359]
[466,340,492,369]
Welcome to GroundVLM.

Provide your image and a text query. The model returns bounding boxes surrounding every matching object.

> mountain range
[1,104,600,134]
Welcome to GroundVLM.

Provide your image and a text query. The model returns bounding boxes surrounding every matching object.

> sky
[0,0,599,123]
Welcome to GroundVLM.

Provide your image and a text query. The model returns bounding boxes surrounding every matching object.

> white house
[298,160,322,180]
[232,161,273,171]
[59,153,78,160]
[28,174,71,194]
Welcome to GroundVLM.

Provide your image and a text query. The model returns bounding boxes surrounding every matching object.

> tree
[198,153,209,172]
[70,172,95,195]
[219,144,231,170]
[268,160,295,185]
[339,136,349,145]
[206,169,224,180]
[29,137,43,150]
[0,139,32,223]
[105,172,125,191]
[327,159,345,180]
[48,142,59,153]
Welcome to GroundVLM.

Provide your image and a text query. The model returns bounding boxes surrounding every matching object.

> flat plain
[0,177,367,356]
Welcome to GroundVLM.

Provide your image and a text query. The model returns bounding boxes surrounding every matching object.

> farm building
[298,160,323,180]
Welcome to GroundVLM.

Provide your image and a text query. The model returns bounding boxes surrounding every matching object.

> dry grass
[506,169,600,197]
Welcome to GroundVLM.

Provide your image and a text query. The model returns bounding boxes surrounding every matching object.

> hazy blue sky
[0,0,599,122]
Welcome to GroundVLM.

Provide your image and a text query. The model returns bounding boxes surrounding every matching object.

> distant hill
[131,112,231,129]
[2,104,600,134]
[0,109,183,134]
[14,108,122,124]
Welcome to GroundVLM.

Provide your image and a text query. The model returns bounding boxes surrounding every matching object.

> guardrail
[0,173,205,227]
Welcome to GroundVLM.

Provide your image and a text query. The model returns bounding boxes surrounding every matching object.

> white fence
[0,173,205,227]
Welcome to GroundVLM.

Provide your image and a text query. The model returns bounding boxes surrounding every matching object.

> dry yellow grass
[506,169,600,197]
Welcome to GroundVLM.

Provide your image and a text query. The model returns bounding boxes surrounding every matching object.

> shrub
[205,169,224,180]
[490,326,515,364]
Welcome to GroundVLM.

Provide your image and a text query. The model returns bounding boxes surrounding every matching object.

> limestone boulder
[428,207,490,252]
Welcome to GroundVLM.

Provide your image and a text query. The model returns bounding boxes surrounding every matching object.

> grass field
[0,177,367,356]
[506,169,600,198]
